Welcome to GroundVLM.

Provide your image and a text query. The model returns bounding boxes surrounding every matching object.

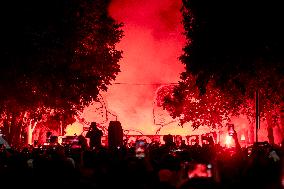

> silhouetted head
[90,122,97,129]
[163,134,173,145]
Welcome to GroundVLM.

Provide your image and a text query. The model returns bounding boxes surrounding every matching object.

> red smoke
[105,0,186,135]
[65,0,281,145]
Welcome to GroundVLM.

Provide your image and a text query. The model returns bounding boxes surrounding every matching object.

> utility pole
[255,90,260,143]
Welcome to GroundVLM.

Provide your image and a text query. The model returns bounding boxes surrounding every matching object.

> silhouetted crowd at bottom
[0,134,283,189]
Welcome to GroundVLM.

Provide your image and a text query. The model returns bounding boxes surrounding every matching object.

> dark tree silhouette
[0,0,123,146]
[180,0,284,95]
[164,0,284,142]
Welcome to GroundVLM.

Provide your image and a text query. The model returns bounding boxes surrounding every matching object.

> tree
[180,0,284,95]
[0,0,123,146]
[165,0,284,142]
[163,74,251,129]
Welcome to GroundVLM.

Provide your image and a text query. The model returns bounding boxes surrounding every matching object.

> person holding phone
[177,161,218,189]
[135,140,146,158]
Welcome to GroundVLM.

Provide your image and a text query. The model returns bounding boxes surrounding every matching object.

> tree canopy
[180,0,284,97]
[0,0,123,145]
[164,0,284,132]
[164,74,249,129]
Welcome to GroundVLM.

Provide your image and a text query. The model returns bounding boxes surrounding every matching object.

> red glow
[188,164,212,178]
[62,0,283,146]
[105,0,185,135]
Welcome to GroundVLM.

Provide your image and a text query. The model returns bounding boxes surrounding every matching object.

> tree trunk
[8,112,24,148]
[280,103,284,142]
[10,113,16,146]
[27,121,33,145]
[266,113,275,145]
[249,122,255,144]
[28,121,38,145]
[2,119,11,143]
[267,125,274,145]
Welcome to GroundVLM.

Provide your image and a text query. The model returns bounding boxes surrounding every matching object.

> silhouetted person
[163,134,174,147]
[160,134,176,154]
[78,135,88,150]
[86,122,103,149]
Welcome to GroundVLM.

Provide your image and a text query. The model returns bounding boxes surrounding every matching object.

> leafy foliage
[163,74,248,129]
[164,0,284,130]
[180,0,284,95]
[0,0,123,145]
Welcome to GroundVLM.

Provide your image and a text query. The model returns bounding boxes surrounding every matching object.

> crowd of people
[0,125,283,189]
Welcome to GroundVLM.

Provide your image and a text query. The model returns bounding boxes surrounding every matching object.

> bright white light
[225,135,233,147]
[240,134,245,141]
